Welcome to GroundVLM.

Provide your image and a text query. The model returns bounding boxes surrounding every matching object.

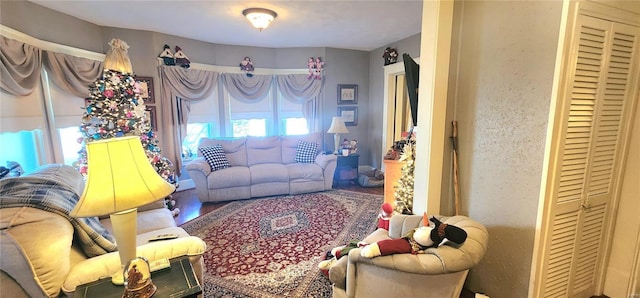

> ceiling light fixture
[242,8,277,31]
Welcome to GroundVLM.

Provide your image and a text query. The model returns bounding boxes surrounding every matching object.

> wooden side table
[74,256,202,298]
[383,159,406,206]
[334,154,359,186]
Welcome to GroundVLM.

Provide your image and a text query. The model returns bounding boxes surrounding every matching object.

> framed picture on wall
[135,76,155,104]
[145,106,157,131]
[337,84,358,104]
[338,106,358,126]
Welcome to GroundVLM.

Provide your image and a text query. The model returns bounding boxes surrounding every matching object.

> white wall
[449,1,562,296]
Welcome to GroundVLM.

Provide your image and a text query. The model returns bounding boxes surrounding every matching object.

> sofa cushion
[199,138,247,167]
[281,133,322,164]
[250,163,289,184]
[246,136,282,166]
[295,140,318,163]
[0,207,73,298]
[287,163,324,181]
[207,166,251,189]
[200,145,231,171]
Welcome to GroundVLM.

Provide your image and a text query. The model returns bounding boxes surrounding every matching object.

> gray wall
[366,34,421,169]
[0,0,103,52]
[324,48,370,161]
[446,1,562,296]
[0,0,374,167]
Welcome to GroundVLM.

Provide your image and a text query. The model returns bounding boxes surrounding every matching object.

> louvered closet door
[542,15,639,298]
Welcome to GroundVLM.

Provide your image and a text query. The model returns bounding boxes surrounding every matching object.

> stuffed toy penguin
[360,213,467,258]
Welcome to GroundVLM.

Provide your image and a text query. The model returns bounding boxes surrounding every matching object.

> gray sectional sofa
[185,133,338,203]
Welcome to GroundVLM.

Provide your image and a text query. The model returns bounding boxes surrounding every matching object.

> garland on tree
[394,142,415,215]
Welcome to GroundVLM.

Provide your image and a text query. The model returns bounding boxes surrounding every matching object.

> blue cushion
[295,140,318,163]
[200,145,231,171]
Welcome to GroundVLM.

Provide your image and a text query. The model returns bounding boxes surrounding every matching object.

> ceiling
[29,1,423,51]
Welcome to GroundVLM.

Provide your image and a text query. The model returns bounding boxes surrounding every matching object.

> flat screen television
[403,53,419,128]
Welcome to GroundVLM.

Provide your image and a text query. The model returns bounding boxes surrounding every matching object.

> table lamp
[70,136,175,285]
[327,116,349,154]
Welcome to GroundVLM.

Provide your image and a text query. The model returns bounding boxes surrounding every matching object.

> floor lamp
[327,117,349,155]
[70,136,175,287]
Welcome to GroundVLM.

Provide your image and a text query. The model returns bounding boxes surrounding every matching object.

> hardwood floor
[170,183,384,226]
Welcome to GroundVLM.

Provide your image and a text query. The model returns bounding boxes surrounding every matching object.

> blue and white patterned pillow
[295,140,318,163]
[200,145,231,171]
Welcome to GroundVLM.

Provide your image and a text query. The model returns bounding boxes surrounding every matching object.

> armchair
[329,214,488,298]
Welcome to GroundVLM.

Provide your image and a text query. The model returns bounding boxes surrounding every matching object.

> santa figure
[377,203,393,230]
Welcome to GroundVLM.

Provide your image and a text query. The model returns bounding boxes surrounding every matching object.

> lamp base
[109,208,138,285]
[112,268,125,285]
[333,133,341,155]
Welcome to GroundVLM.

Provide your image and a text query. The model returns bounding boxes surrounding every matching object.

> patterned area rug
[180,190,383,298]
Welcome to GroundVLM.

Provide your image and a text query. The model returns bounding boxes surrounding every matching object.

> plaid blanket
[0,175,117,257]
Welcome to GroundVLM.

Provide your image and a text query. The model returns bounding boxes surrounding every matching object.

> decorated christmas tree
[75,39,176,185]
[394,142,415,214]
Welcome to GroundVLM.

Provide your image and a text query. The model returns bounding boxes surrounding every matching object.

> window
[181,90,219,161]
[0,130,42,174]
[278,90,307,136]
[182,123,213,159]
[231,119,267,137]
[225,88,274,137]
[58,127,83,166]
[283,118,308,135]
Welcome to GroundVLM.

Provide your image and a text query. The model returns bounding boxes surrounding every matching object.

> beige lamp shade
[327,117,349,155]
[70,136,175,217]
[327,117,349,134]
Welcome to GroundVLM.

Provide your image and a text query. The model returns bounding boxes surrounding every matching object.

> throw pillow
[200,145,231,171]
[295,140,318,163]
